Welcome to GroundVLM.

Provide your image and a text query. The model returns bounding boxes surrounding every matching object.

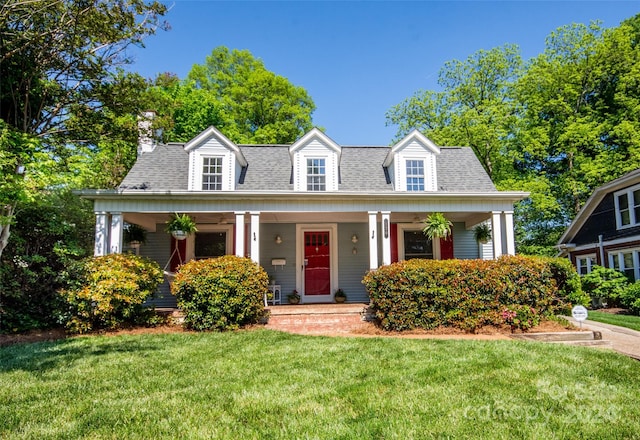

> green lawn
[1,330,639,439]
[587,311,640,332]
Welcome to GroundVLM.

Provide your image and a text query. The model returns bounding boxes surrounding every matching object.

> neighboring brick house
[79,125,527,306]
[558,168,640,279]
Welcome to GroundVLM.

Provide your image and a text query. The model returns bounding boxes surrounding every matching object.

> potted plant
[166,213,197,240]
[473,223,492,244]
[123,223,147,249]
[287,289,300,305]
[422,212,452,241]
[334,288,346,303]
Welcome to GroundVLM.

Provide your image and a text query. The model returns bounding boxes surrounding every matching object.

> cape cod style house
[80,124,528,306]
[558,168,640,280]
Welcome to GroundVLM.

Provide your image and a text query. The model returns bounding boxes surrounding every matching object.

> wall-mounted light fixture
[351,234,358,243]
[275,235,282,244]
[352,247,358,255]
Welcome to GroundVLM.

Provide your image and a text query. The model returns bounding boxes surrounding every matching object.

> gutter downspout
[598,234,605,267]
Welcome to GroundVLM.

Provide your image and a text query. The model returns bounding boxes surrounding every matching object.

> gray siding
[337,223,370,302]
[260,223,297,303]
[140,225,177,308]
[452,222,480,259]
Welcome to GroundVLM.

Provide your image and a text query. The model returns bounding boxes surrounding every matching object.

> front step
[265,304,371,335]
[511,331,613,350]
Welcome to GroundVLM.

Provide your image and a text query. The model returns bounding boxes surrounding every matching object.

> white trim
[184,126,248,166]
[383,129,440,166]
[250,212,260,264]
[608,247,640,280]
[492,211,503,259]
[368,212,378,269]
[235,212,246,257]
[396,223,436,260]
[295,223,339,303]
[109,212,123,254]
[381,211,391,265]
[614,183,640,230]
[575,254,596,275]
[570,235,640,252]
[503,211,515,256]
[94,212,108,256]
[190,224,234,261]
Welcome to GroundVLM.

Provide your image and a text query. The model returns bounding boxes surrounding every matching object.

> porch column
[109,212,123,254]
[250,211,260,264]
[381,211,391,266]
[503,211,515,256]
[368,211,379,269]
[94,212,108,256]
[491,211,503,259]
[235,211,245,257]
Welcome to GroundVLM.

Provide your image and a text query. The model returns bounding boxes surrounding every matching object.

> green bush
[620,282,640,315]
[537,256,590,311]
[171,256,268,331]
[362,255,562,332]
[581,265,629,308]
[0,190,94,333]
[59,254,164,333]
[502,305,540,331]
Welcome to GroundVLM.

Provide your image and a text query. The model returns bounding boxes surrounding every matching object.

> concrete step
[551,340,613,348]
[511,331,602,342]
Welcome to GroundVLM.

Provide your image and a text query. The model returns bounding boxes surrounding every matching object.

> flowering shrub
[362,255,567,332]
[171,256,268,331]
[502,305,540,332]
[59,254,164,333]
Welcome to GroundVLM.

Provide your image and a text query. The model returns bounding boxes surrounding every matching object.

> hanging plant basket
[166,213,197,240]
[473,223,492,244]
[422,212,452,241]
[124,223,147,247]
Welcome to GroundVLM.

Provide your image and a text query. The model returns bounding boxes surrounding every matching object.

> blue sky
[129,1,640,145]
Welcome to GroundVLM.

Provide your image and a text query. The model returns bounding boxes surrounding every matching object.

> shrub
[502,305,540,332]
[620,282,640,315]
[171,256,268,331]
[362,255,561,332]
[59,254,164,333]
[581,265,629,308]
[537,256,590,311]
[0,190,94,333]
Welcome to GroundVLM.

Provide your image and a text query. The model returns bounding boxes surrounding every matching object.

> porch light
[351,234,358,243]
[352,247,358,255]
[275,235,282,244]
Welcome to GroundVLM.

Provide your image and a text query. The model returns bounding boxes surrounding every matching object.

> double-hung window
[307,158,326,191]
[609,249,639,281]
[202,157,223,190]
[406,159,425,191]
[575,255,596,275]
[615,184,640,228]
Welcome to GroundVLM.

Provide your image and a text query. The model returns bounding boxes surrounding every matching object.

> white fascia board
[183,126,248,167]
[288,128,342,159]
[78,189,529,203]
[383,129,440,167]
[557,170,640,245]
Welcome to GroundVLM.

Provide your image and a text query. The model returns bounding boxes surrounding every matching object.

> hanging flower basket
[422,212,452,241]
[473,224,492,244]
[166,213,197,240]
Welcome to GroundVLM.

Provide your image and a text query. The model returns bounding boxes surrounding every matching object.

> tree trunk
[0,203,15,259]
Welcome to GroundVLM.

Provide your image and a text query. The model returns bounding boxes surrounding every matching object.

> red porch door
[304,231,331,296]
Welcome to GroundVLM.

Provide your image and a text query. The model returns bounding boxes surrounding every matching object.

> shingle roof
[119,142,497,193]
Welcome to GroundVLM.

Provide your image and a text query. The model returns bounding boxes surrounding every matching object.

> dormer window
[202,157,223,190]
[307,158,326,191]
[406,159,425,191]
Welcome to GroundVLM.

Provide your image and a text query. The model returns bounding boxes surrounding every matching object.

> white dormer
[383,129,439,191]
[289,128,341,192]
[184,127,248,191]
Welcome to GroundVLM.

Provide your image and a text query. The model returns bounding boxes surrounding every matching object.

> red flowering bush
[502,305,540,332]
[59,254,164,333]
[171,256,268,331]
[363,255,569,332]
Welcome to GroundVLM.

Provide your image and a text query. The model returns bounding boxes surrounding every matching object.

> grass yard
[1,330,640,439]
[587,311,640,332]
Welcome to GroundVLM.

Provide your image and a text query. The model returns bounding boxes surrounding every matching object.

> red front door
[304,231,331,296]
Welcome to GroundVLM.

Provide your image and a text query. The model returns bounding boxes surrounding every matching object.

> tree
[386,45,522,180]
[184,47,316,144]
[0,0,168,258]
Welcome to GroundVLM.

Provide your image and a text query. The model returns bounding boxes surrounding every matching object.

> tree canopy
[148,47,316,144]
[386,15,640,254]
